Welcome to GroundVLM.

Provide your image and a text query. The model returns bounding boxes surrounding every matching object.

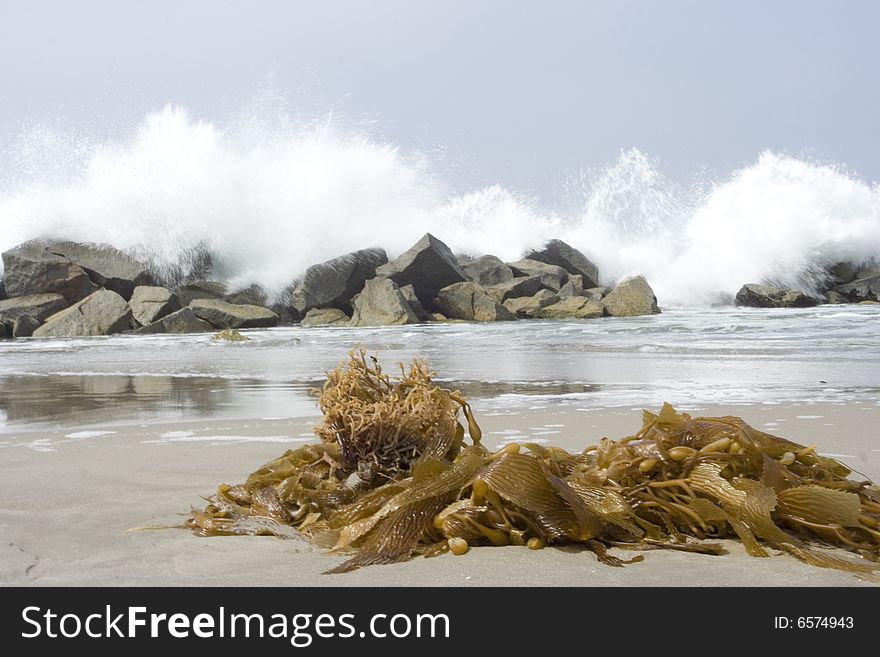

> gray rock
[535,296,605,319]
[0,322,7,339]
[33,289,134,337]
[735,283,819,309]
[291,248,388,314]
[557,278,584,298]
[350,278,420,326]
[129,286,181,326]
[462,255,515,287]
[507,258,569,291]
[503,290,560,318]
[831,274,880,302]
[189,298,279,329]
[12,314,41,338]
[824,290,849,305]
[133,307,213,334]
[301,307,351,327]
[400,284,430,321]
[174,280,228,307]
[435,282,516,322]
[428,312,448,322]
[604,276,662,316]
[525,239,599,288]
[584,286,609,302]
[854,266,880,280]
[2,240,98,303]
[0,277,6,301]
[44,240,154,300]
[824,262,856,288]
[375,234,467,309]
[225,284,268,307]
[486,276,547,303]
[0,293,68,325]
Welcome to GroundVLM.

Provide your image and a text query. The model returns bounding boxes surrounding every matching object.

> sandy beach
[2,401,877,587]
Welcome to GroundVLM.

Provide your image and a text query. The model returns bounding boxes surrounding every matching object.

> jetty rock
[507,259,569,292]
[604,276,662,316]
[40,240,155,300]
[0,293,68,326]
[535,296,604,319]
[503,289,560,318]
[291,247,388,315]
[461,255,515,287]
[486,275,547,303]
[33,289,134,337]
[173,280,227,307]
[129,286,181,326]
[735,283,819,308]
[525,239,599,289]
[189,298,279,329]
[350,277,420,327]
[133,307,213,334]
[224,284,268,307]
[376,234,467,309]
[301,307,351,327]
[830,272,880,303]
[435,282,516,322]
[1,240,98,304]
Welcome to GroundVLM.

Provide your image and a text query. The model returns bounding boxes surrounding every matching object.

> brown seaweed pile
[187,350,880,577]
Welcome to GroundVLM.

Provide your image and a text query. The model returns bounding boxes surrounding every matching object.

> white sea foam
[2,105,878,305]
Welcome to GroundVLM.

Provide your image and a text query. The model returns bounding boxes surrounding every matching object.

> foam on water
[1,105,879,305]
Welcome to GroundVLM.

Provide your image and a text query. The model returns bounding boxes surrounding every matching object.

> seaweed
[187,350,880,578]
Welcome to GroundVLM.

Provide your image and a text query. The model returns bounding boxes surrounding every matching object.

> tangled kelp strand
[187,351,880,579]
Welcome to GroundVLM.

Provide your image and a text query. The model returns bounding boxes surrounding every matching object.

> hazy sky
[1,0,878,191]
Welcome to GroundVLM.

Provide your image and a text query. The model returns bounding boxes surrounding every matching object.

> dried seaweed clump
[187,352,880,578]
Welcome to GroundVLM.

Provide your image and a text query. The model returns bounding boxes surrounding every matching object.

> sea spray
[1,105,878,305]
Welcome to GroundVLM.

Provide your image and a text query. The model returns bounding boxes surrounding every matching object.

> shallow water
[2,305,878,434]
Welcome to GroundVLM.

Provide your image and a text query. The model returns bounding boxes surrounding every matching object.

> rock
[12,314,41,338]
[129,286,181,326]
[428,312,448,322]
[301,308,351,327]
[824,290,849,304]
[0,293,68,325]
[174,280,228,307]
[33,289,133,337]
[375,234,467,309]
[0,278,6,301]
[350,278,420,326]
[400,284,430,321]
[461,255,514,287]
[43,240,154,300]
[854,266,880,280]
[858,300,880,306]
[831,274,880,303]
[486,276,547,303]
[132,307,214,334]
[535,297,605,319]
[225,284,268,307]
[291,248,388,314]
[213,329,249,341]
[604,276,662,316]
[557,278,584,298]
[189,298,279,329]
[525,239,599,288]
[503,290,560,318]
[435,282,516,322]
[507,259,569,291]
[735,283,819,309]
[2,240,98,303]
[584,286,609,302]
[824,262,856,288]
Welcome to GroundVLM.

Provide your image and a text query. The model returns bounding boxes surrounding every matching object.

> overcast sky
[1,0,878,191]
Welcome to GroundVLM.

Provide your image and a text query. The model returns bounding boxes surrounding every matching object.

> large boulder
[831,274,880,303]
[291,248,388,314]
[486,276,547,303]
[823,262,856,288]
[507,259,569,291]
[535,297,605,319]
[43,240,154,300]
[189,298,279,329]
[435,282,516,322]
[604,276,661,316]
[735,283,818,309]
[0,293,68,325]
[129,286,181,326]
[525,239,599,288]
[350,278,420,326]
[174,280,227,307]
[11,314,41,338]
[1,240,98,303]
[225,284,268,307]
[301,307,351,327]
[133,307,213,334]
[0,277,6,301]
[400,284,430,321]
[503,290,560,318]
[557,276,584,298]
[461,255,514,287]
[375,234,467,308]
[33,289,133,337]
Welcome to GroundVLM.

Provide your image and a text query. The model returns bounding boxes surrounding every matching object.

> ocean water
[1,306,878,433]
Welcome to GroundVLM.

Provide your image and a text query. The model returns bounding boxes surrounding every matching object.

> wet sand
[1,402,878,586]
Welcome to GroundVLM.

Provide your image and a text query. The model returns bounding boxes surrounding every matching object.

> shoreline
[1,401,878,587]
